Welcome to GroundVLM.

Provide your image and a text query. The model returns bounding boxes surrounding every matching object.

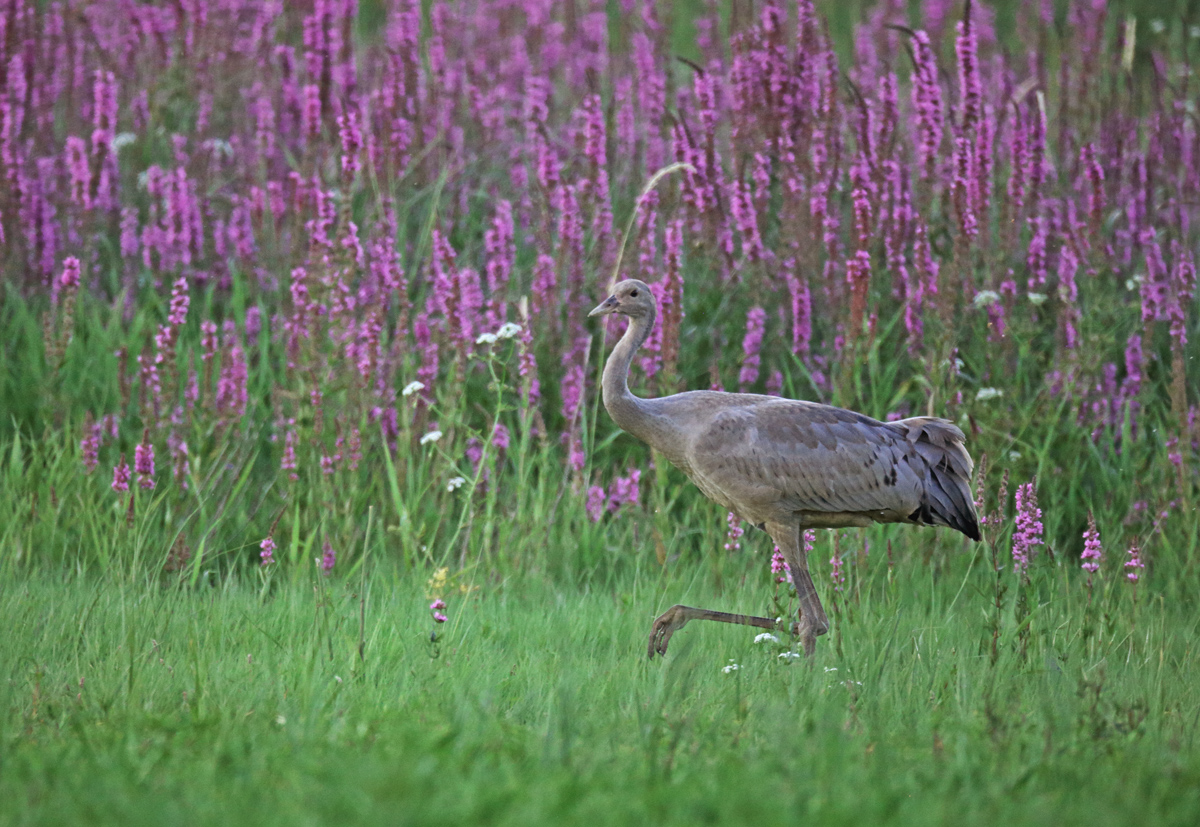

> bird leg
[769,521,830,658]
[648,605,780,658]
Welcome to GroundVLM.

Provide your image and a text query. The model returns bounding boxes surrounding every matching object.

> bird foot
[788,618,828,658]
[648,604,692,658]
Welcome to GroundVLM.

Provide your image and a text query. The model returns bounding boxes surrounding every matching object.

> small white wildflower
[1190,24,1200,38]
[778,652,802,661]
[975,387,1003,402]
[202,138,235,159]
[1125,275,1143,291]
[419,430,443,445]
[973,290,1001,308]
[1008,450,1022,461]
[111,132,137,152]
[475,332,498,345]
[1150,18,1165,34]
[722,662,741,674]
[1027,292,1048,306]
[446,476,466,492]
[823,666,838,673]
[496,322,522,339]
[275,715,286,726]
[402,380,425,397]
[754,633,780,645]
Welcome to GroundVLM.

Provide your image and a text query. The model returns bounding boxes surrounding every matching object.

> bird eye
[630,289,639,297]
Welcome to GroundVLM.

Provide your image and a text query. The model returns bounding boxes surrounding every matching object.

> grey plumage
[589,278,981,658]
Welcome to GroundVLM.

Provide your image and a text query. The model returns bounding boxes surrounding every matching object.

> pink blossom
[738,307,767,390]
[724,512,744,552]
[134,429,155,490]
[586,486,606,522]
[1081,513,1102,574]
[260,536,276,567]
[1125,545,1145,582]
[1012,481,1043,573]
[111,454,131,493]
[81,414,101,473]
[321,541,336,575]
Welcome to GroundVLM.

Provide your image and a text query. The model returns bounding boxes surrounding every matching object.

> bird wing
[687,400,927,523]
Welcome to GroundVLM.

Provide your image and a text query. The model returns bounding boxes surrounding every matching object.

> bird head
[588,279,654,319]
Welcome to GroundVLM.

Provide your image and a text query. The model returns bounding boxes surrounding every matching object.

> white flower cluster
[402,381,425,397]
[722,659,741,674]
[975,387,1003,402]
[446,476,466,492]
[419,430,442,445]
[754,632,780,645]
[972,290,1000,308]
[475,322,523,347]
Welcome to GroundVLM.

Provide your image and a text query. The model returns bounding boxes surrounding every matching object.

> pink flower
[111,455,131,493]
[259,536,276,566]
[586,486,606,522]
[1012,481,1043,573]
[433,612,448,624]
[430,599,446,611]
[738,307,767,390]
[1125,545,1144,582]
[608,469,641,513]
[770,547,792,585]
[280,427,298,480]
[321,541,336,575]
[1081,513,1102,574]
[81,413,101,473]
[724,512,744,552]
[134,429,155,489]
[830,548,844,591]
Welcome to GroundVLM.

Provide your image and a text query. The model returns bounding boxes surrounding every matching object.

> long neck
[601,306,656,438]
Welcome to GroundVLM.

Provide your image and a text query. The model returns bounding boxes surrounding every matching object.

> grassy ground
[5,536,1200,826]
[3,0,1199,823]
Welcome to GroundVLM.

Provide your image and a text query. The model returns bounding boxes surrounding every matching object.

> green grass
[4,534,1200,826]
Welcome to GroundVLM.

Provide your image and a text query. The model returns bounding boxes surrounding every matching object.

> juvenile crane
[589,279,981,658]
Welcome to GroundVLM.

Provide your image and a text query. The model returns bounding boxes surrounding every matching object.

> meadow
[2,0,1199,823]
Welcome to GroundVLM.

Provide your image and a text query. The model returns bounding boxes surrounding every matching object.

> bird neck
[601,306,656,435]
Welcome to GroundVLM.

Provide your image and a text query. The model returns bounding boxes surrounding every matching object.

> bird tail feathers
[898,417,982,542]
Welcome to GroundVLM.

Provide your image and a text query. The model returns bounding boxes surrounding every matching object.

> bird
[588,278,981,659]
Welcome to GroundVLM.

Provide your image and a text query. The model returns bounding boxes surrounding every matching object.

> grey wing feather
[689,402,924,523]
[688,402,980,540]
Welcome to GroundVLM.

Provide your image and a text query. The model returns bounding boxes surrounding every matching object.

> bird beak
[588,296,619,318]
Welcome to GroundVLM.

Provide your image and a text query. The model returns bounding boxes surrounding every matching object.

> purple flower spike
[1125,545,1144,582]
[134,429,155,490]
[321,541,336,575]
[1081,513,1102,574]
[81,413,101,473]
[910,30,944,181]
[724,512,744,552]
[1012,481,1044,573]
[586,486,606,522]
[259,536,276,567]
[112,454,131,493]
[738,307,767,391]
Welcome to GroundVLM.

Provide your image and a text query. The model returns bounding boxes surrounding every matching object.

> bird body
[590,278,981,658]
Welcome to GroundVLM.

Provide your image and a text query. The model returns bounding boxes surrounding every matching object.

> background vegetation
[1,0,1198,823]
